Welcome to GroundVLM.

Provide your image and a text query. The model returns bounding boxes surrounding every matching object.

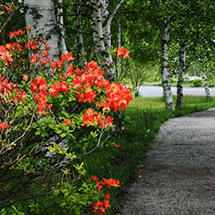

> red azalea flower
[64,118,72,125]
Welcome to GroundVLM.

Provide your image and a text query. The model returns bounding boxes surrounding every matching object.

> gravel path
[120,108,215,215]
[138,86,215,97]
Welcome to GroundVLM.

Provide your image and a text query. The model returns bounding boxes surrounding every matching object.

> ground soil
[120,108,215,215]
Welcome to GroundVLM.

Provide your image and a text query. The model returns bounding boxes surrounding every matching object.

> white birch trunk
[91,0,124,81]
[116,20,121,79]
[76,0,85,65]
[57,0,68,54]
[161,19,174,110]
[24,0,61,60]
[103,19,113,65]
[176,40,186,109]
[202,63,211,100]
[91,0,113,80]
[102,0,114,76]
[103,0,125,78]
[91,0,106,59]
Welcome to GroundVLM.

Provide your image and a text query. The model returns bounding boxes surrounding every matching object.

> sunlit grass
[128,96,165,110]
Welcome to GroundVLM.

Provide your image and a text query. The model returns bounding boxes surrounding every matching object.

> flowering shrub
[0,29,133,214]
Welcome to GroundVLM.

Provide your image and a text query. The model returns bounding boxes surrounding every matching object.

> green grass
[84,96,215,213]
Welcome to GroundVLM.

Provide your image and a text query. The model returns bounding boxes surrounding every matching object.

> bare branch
[108,0,126,23]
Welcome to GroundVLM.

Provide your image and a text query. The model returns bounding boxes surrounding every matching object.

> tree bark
[161,19,174,110]
[57,0,68,55]
[116,20,121,79]
[91,0,106,60]
[24,0,61,60]
[91,0,114,81]
[202,63,211,100]
[176,40,186,109]
[91,0,124,81]
[76,0,85,65]
[103,0,125,77]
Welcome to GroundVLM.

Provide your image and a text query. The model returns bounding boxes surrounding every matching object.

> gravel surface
[138,86,215,97]
[120,108,215,215]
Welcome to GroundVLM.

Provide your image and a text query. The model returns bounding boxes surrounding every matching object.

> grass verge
[84,96,215,214]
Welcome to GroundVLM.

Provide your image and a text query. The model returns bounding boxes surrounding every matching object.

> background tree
[24,0,62,59]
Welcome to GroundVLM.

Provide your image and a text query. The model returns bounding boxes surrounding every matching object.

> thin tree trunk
[91,0,125,81]
[24,0,61,60]
[116,20,121,79]
[176,40,186,109]
[161,19,174,110]
[57,0,68,55]
[102,0,113,65]
[76,0,85,65]
[91,0,114,81]
[103,0,125,80]
[202,63,210,100]
[103,19,113,64]
[91,0,106,60]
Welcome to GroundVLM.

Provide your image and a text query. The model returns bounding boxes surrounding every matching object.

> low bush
[191,79,203,87]
[0,28,133,215]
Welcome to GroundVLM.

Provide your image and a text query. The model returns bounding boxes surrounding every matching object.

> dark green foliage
[192,79,203,87]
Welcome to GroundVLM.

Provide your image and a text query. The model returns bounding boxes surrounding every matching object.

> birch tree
[161,19,174,110]
[91,0,125,80]
[176,39,186,108]
[24,0,61,60]
[202,62,210,100]
[76,0,85,65]
[116,20,121,79]
[91,0,106,61]
[57,0,68,54]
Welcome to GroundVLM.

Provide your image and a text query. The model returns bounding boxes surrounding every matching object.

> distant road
[138,86,215,97]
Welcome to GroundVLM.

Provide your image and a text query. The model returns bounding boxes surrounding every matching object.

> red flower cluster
[30,77,52,115]
[71,60,132,111]
[0,122,8,130]
[0,42,24,64]
[49,81,69,98]
[106,83,133,112]
[82,108,113,128]
[60,53,74,62]
[31,55,40,64]
[93,198,110,215]
[9,27,32,40]
[31,44,52,66]
[0,46,13,63]
[5,42,22,53]
[91,176,120,191]
[26,41,38,50]
[9,30,25,40]
[51,53,74,70]
[0,76,27,104]
[116,47,130,59]
[63,118,72,125]
[1,29,133,126]
[91,176,120,215]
